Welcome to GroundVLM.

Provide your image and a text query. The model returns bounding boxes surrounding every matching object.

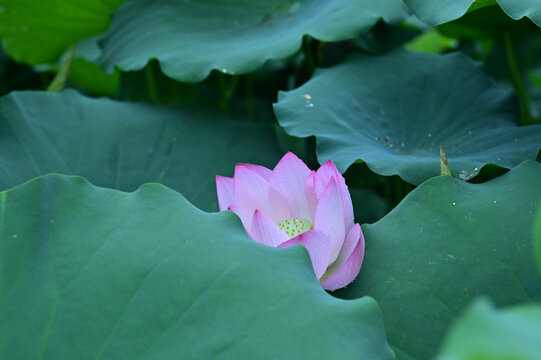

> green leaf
[437,299,541,360]
[0,90,283,211]
[68,56,120,97]
[467,0,498,13]
[98,0,408,82]
[274,50,541,185]
[0,174,393,359]
[534,202,541,277]
[402,0,474,26]
[0,0,126,64]
[68,36,120,96]
[404,29,458,54]
[403,0,541,27]
[336,160,541,360]
[499,0,541,27]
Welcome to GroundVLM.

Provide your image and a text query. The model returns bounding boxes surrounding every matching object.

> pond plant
[1,1,541,359]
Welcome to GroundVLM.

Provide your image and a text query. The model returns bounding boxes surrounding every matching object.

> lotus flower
[216,152,365,290]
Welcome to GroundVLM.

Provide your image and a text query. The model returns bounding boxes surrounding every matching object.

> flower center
[276,218,312,239]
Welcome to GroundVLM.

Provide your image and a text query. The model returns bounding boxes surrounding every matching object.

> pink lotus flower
[216,152,365,290]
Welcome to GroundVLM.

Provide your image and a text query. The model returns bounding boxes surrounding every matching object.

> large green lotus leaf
[402,0,474,26]
[499,0,541,27]
[534,204,541,276]
[0,0,126,64]
[437,299,541,360]
[98,0,408,82]
[274,50,541,185]
[404,0,541,26]
[0,90,283,211]
[336,160,541,360]
[0,175,393,359]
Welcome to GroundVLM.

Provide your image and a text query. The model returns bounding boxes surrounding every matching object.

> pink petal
[320,230,364,291]
[216,175,234,211]
[236,163,272,180]
[270,152,312,220]
[340,224,363,265]
[233,166,291,229]
[316,160,354,228]
[322,223,362,278]
[266,186,295,223]
[313,171,326,197]
[279,230,332,279]
[304,171,319,221]
[314,178,346,263]
[250,210,289,247]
